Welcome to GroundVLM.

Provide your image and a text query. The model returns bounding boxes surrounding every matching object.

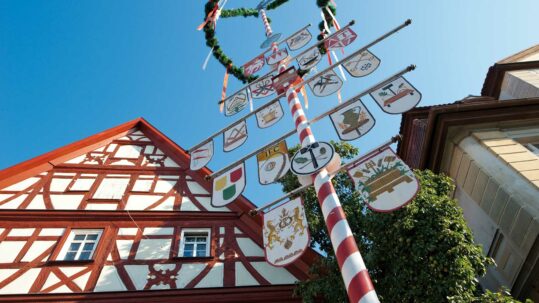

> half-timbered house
[0,118,316,302]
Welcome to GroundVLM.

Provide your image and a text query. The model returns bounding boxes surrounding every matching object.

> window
[179,229,210,257]
[59,229,102,261]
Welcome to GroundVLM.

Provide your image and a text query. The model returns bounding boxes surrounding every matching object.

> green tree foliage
[277,141,525,302]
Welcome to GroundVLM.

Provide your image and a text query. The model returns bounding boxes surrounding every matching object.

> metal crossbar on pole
[250,135,400,214]
[188,19,411,153]
[207,65,414,179]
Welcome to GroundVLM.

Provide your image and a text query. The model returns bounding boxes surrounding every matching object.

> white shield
[286,29,312,51]
[243,55,265,77]
[329,98,375,141]
[342,49,381,77]
[296,48,322,70]
[255,101,284,129]
[190,141,214,171]
[347,148,419,212]
[369,77,422,114]
[324,27,357,50]
[211,162,246,207]
[266,48,289,65]
[290,141,335,176]
[257,140,290,185]
[223,120,248,152]
[224,89,249,117]
[263,197,309,267]
[249,74,275,99]
[307,69,343,97]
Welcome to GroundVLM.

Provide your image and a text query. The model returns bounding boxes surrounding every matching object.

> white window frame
[178,228,211,258]
[57,229,103,261]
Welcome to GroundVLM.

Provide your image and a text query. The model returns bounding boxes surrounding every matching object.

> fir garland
[201,0,337,83]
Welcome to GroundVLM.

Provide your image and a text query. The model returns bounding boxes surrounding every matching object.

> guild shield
[266,48,289,65]
[224,89,249,117]
[243,54,265,77]
[290,141,335,176]
[307,69,343,97]
[329,98,375,141]
[256,140,290,185]
[263,197,309,266]
[223,120,248,152]
[296,48,322,71]
[286,28,312,51]
[369,76,422,114]
[211,162,246,207]
[255,100,284,129]
[347,148,419,212]
[249,74,275,99]
[342,49,381,77]
[189,140,214,171]
[324,27,357,50]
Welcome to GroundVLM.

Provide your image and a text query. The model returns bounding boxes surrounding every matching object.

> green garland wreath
[202,0,337,83]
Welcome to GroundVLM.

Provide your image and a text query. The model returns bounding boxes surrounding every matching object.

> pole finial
[405,19,412,25]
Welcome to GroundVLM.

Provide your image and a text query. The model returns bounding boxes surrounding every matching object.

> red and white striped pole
[261,9,378,302]
[280,58,379,302]
[259,9,279,54]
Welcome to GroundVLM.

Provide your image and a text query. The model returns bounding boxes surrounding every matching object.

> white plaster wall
[195,263,223,288]
[132,180,152,192]
[27,195,46,209]
[0,241,26,263]
[154,180,176,193]
[85,203,118,211]
[70,179,95,191]
[0,268,41,294]
[179,197,200,211]
[152,197,175,211]
[115,145,142,159]
[50,178,72,192]
[21,241,55,262]
[116,240,133,259]
[236,238,264,257]
[235,262,259,286]
[8,228,35,237]
[94,266,127,292]
[251,262,298,284]
[118,228,138,236]
[143,227,174,236]
[124,265,150,290]
[0,194,27,209]
[39,228,65,236]
[176,263,206,288]
[50,194,84,210]
[125,195,161,210]
[0,177,40,191]
[135,239,171,260]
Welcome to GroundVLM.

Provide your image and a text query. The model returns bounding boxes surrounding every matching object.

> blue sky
[1,0,538,204]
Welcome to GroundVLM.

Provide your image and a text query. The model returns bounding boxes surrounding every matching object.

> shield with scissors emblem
[307,69,343,97]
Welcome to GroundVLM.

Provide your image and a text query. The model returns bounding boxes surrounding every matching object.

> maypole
[193,1,422,302]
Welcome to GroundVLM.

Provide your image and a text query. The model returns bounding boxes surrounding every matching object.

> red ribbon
[197,3,219,31]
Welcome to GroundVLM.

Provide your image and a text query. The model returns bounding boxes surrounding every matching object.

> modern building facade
[398,45,539,301]
[0,118,315,302]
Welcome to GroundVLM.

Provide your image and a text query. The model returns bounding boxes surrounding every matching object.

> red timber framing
[0,118,317,302]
